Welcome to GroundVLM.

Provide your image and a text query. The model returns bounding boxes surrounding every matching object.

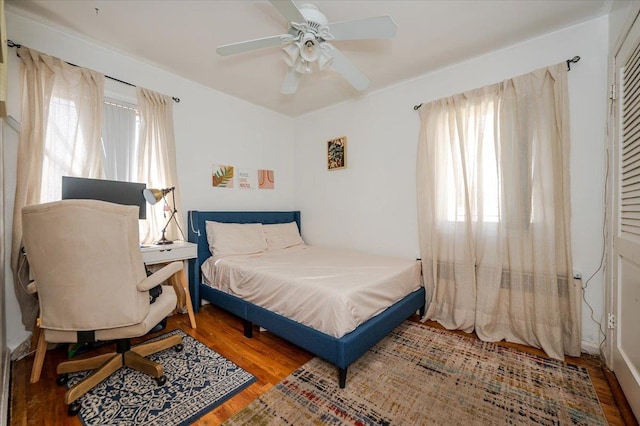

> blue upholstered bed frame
[187,210,425,388]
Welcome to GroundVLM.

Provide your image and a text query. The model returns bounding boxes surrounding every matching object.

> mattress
[201,245,422,338]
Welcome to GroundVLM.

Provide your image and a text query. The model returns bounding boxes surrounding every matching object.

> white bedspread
[201,245,422,338]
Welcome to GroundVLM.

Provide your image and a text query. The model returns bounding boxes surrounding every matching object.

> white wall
[293,17,609,352]
[3,12,295,350]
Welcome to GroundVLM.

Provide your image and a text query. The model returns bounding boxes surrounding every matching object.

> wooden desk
[141,241,197,329]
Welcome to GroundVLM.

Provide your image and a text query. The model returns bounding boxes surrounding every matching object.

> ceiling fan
[216,0,397,94]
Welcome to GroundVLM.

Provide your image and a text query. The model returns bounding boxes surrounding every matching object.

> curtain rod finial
[566,55,581,71]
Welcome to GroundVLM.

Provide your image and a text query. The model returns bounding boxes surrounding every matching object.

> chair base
[56,333,183,410]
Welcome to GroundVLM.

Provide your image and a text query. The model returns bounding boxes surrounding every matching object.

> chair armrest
[137,261,183,292]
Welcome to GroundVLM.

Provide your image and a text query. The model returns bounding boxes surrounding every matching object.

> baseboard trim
[581,340,601,356]
[603,365,639,426]
[0,348,10,426]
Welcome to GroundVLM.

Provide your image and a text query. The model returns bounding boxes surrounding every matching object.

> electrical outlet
[608,313,616,329]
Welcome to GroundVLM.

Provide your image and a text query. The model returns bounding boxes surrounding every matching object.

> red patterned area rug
[224,321,606,425]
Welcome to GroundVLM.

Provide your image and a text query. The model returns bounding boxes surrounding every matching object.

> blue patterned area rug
[67,329,256,425]
[224,321,607,425]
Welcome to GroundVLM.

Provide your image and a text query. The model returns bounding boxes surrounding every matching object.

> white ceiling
[6,0,610,117]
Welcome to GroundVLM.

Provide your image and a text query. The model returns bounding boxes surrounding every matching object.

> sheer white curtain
[102,100,138,182]
[11,46,105,330]
[136,88,183,244]
[416,63,581,359]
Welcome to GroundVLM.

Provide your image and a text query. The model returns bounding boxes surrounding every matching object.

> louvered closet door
[613,11,640,421]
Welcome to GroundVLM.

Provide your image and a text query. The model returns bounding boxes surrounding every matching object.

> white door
[613,11,640,421]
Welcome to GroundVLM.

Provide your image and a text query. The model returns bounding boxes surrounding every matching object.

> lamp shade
[143,188,164,205]
[295,57,312,74]
[299,33,320,63]
[282,43,299,67]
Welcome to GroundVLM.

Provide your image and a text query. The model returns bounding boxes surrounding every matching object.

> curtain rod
[7,40,180,103]
[412,55,581,111]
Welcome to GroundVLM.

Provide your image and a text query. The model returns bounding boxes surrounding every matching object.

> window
[101,99,140,182]
[41,96,90,201]
[444,102,501,223]
[40,97,140,203]
[442,100,535,227]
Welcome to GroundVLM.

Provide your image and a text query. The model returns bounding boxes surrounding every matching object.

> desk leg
[181,270,197,329]
[169,269,197,329]
[30,318,46,383]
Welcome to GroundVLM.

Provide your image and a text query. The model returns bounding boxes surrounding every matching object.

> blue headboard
[187,211,301,289]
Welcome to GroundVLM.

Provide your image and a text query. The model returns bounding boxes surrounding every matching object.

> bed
[187,210,425,388]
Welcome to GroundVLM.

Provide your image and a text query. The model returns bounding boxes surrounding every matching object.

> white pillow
[263,222,305,250]
[205,221,267,257]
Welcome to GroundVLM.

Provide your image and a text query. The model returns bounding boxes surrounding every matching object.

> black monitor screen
[61,176,147,219]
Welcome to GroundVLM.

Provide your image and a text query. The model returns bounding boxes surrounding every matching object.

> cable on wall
[412,55,581,111]
[6,40,181,103]
[188,211,201,237]
[573,70,615,361]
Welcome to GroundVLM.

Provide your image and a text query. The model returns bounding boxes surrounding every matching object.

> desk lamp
[143,187,177,245]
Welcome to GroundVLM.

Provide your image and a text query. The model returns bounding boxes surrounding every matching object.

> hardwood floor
[9,305,638,425]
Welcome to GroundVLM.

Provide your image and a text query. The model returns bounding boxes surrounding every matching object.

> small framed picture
[327,136,347,170]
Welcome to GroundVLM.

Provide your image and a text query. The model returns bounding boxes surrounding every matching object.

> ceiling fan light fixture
[294,58,312,74]
[217,1,398,93]
[299,33,320,63]
[282,43,299,67]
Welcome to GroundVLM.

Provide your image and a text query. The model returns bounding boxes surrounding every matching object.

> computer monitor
[61,176,147,219]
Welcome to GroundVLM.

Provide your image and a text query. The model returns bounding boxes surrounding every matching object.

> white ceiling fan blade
[327,16,397,40]
[325,45,371,91]
[269,0,306,24]
[281,67,301,94]
[217,34,292,56]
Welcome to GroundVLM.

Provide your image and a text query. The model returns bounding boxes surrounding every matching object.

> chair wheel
[56,374,69,386]
[174,343,184,352]
[67,401,81,416]
[156,375,167,386]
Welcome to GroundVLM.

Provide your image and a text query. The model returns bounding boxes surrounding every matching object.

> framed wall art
[327,136,347,170]
[238,168,257,189]
[212,164,234,188]
[258,169,275,189]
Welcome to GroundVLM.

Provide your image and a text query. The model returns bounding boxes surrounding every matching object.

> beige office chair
[22,199,184,416]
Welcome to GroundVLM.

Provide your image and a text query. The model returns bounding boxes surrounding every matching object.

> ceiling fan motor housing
[297,4,328,28]
[285,4,331,67]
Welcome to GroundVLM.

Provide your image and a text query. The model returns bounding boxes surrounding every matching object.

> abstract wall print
[238,168,258,189]
[258,169,275,189]
[212,164,234,188]
[327,136,347,170]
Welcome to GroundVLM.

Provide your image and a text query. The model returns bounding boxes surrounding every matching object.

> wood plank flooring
[9,305,638,425]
